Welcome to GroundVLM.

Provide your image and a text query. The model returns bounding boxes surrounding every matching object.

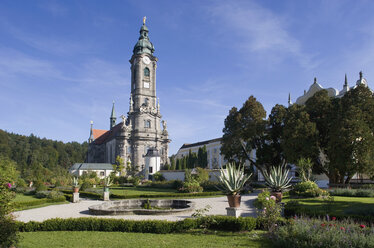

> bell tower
[127,17,170,172]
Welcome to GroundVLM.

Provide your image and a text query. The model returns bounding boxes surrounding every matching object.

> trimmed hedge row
[12,196,66,210]
[284,201,374,224]
[60,190,223,200]
[16,216,257,233]
[110,191,223,199]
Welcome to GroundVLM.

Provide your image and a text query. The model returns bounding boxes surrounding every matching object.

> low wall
[160,169,222,182]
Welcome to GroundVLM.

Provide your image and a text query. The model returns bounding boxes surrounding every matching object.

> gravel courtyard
[15,193,258,222]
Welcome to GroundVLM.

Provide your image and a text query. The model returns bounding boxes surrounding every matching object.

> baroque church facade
[86,19,170,172]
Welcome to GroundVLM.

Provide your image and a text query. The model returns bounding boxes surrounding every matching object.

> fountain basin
[88,199,195,215]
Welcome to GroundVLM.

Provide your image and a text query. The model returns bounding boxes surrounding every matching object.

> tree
[114,156,125,175]
[198,146,208,168]
[256,104,287,171]
[282,104,319,164]
[326,85,374,183]
[221,96,266,169]
[0,156,19,247]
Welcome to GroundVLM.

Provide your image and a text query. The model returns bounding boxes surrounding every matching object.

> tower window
[144,67,150,77]
[145,120,151,128]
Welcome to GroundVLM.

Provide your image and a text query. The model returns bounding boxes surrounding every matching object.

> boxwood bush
[329,188,374,197]
[17,216,257,233]
[290,181,328,198]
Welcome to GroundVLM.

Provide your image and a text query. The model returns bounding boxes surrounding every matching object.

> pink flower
[7,183,11,189]
[332,217,336,221]
[360,224,366,229]
[270,196,276,201]
[340,227,345,231]
[266,197,269,201]
[321,223,326,227]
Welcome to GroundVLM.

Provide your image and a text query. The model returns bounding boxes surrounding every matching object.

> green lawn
[19,231,271,248]
[12,193,41,202]
[283,196,374,216]
[109,186,178,196]
[12,193,69,211]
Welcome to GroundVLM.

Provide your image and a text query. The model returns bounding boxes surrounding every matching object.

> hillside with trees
[0,129,88,184]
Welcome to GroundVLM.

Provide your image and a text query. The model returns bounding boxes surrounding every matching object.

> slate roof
[180,137,222,150]
[70,163,114,171]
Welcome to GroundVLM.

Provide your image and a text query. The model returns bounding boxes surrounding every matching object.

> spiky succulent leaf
[215,163,252,195]
[262,165,292,192]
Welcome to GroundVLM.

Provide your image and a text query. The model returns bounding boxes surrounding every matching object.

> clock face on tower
[142,56,151,65]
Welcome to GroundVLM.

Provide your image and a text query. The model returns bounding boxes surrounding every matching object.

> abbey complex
[86,19,170,172]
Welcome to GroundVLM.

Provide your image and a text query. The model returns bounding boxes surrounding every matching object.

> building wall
[176,140,225,169]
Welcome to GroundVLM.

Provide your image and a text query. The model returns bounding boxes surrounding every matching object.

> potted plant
[216,163,252,208]
[262,164,292,203]
[72,177,79,193]
[103,176,113,192]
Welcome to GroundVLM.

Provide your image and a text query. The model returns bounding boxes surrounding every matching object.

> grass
[19,231,271,248]
[12,194,41,202]
[109,186,178,196]
[283,196,374,216]
[11,193,69,211]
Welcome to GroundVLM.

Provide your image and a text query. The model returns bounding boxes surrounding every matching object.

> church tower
[127,17,170,171]
[86,18,170,174]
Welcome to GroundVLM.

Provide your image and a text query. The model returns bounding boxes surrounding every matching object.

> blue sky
[1,0,374,155]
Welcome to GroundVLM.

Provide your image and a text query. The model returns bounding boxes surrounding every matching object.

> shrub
[290,181,328,198]
[195,167,209,184]
[271,217,374,248]
[329,188,374,197]
[16,216,256,233]
[254,190,271,209]
[201,181,220,191]
[0,157,19,247]
[153,172,165,182]
[256,195,282,231]
[80,181,92,191]
[35,191,50,199]
[178,180,203,193]
[34,181,48,192]
[47,190,64,200]
[172,180,183,190]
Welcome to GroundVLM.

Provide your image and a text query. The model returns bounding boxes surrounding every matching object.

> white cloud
[207,0,318,70]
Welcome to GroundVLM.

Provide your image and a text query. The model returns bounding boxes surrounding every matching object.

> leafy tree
[282,104,319,164]
[0,156,19,247]
[221,96,266,169]
[256,104,287,171]
[114,156,125,175]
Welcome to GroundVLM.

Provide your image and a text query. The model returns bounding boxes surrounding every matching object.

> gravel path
[14,193,258,222]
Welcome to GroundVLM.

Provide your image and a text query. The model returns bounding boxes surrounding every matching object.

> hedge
[12,196,66,210]
[284,202,374,224]
[60,190,223,200]
[16,216,257,233]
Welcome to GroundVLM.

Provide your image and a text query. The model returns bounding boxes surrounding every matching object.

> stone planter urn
[73,187,79,193]
[227,194,241,208]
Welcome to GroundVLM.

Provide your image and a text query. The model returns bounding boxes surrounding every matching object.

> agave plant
[72,177,79,187]
[262,164,292,192]
[216,163,252,195]
[104,176,113,187]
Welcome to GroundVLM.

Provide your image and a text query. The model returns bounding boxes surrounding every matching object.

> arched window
[144,67,150,77]
[145,120,151,128]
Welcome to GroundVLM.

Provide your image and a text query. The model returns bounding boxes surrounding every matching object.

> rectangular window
[100,172,105,176]
[149,167,153,173]
[145,120,151,128]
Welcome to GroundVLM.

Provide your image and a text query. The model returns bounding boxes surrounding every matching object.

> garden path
[14,193,258,222]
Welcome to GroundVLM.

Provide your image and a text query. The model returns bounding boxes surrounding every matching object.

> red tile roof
[93,123,123,145]
[92,129,108,140]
